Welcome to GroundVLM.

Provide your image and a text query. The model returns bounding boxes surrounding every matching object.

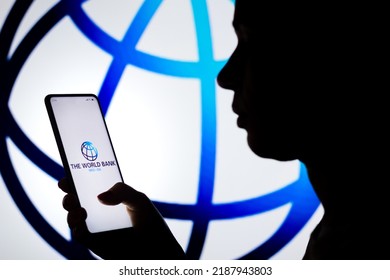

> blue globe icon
[81,141,98,161]
[0,0,321,259]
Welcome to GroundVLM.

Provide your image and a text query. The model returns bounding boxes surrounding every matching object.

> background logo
[0,1,322,259]
[81,141,98,161]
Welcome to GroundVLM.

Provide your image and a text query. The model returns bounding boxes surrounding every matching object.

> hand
[58,178,186,260]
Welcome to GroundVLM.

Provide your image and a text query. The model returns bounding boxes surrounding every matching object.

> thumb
[97,182,149,211]
[97,182,168,230]
[97,189,119,205]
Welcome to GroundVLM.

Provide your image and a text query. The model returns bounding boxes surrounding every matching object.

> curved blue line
[156,163,319,219]
[184,0,217,259]
[97,59,126,116]
[96,0,163,114]
[1,0,95,259]
[68,1,225,78]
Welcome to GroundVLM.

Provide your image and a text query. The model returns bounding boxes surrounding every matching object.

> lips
[232,105,247,128]
[236,114,247,128]
[232,94,247,128]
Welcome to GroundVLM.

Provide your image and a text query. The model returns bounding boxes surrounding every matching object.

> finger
[72,224,89,241]
[67,207,87,228]
[98,183,170,231]
[97,182,150,211]
[58,177,71,193]
[62,193,79,211]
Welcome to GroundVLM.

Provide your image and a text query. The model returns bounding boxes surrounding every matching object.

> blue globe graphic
[0,0,321,259]
[81,141,98,161]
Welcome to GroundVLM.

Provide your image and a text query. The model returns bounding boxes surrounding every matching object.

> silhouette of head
[218,0,386,164]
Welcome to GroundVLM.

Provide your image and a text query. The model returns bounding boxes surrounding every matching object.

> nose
[217,63,231,90]
[217,51,239,91]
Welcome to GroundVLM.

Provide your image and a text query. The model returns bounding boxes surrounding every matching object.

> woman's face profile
[217,0,316,162]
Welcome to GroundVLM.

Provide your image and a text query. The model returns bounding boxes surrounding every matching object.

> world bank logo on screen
[81,141,98,162]
[0,1,321,259]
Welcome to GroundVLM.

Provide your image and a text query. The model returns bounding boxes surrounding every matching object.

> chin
[247,136,300,162]
[253,150,299,162]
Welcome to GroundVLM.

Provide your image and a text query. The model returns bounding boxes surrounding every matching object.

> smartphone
[45,93,132,234]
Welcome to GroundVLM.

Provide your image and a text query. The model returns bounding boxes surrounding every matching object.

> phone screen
[45,94,131,233]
